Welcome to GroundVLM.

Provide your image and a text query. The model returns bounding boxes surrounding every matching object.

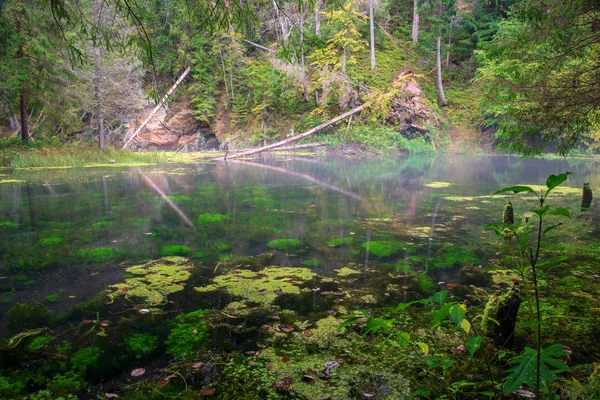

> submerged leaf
[131,368,146,377]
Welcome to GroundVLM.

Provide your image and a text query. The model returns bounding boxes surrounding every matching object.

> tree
[477,0,600,155]
[369,0,375,69]
[412,0,419,44]
[428,0,456,106]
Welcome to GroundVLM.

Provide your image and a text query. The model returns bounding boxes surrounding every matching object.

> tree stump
[482,287,521,348]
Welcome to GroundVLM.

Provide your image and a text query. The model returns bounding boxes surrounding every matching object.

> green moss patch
[39,237,64,246]
[77,247,125,263]
[361,240,412,258]
[432,247,479,269]
[326,237,353,247]
[159,245,191,257]
[267,238,302,251]
[195,213,229,225]
[302,259,324,267]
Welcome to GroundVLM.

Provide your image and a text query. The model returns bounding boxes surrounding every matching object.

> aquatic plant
[159,245,191,257]
[266,238,302,251]
[302,259,324,267]
[195,213,229,225]
[39,237,63,246]
[165,309,212,358]
[0,376,26,398]
[6,302,55,334]
[77,247,125,263]
[212,242,231,252]
[71,346,102,372]
[106,257,192,306]
[125,333,158,359]
[432,247,479,270]
[46,371,84,396]
[44,293,60,303]
[361,240,411,258]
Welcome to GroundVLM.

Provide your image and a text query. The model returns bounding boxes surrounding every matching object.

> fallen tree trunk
[265,143,324,152]
[122,66,191,149]
[215,104,366,161]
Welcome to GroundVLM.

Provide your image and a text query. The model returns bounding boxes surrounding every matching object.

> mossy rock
[267,238,302,252]
[195,266,316,306]
[77,247,125,263]
[106,257,192,306]
[361,240,412,258]
[159,245,191,257]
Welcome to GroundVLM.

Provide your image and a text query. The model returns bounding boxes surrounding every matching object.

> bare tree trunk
[300,4,309,102]
[20,89,29,141]
[274,0,288,43]
[436,34,447,106]
[412,0,419,44]
[315,0,321,35]
[369,0,375,69]
[446,16,453,67]
[93,0,105,150]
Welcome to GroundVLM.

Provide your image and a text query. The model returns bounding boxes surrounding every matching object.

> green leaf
[431,303,454,327]
[432,290,448,306]
[543,223,563,235]
[396,299,429,311]
[417,342,429,355]
[467,336,483,357]
[532,206,549,218]
[548,208,570,218]
[536,255,569,267]
[493,186,538,197]
[546,172,571,193]
[393,331,411,347]
[503,345,571,395]
[449,304,466,327]
[461,319,471,334]
[411,389,430,398]
[519,232,531,253]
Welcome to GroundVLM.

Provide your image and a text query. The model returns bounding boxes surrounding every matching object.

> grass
[1,140,169,168]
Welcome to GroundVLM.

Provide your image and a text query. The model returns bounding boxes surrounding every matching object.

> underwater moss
[46,372,84,396]
[195,213,229,225]
[39,237,63,246]
[77,247,125,263]
[195,266,316,306]
[71,346,102,372]
[302,259,324,267]
[159,245,191,257]
[106,257,192,306]
[212,242,232,252]
[266,238,302,251]
[165,309,212,358]
[125,333,158,359]
[432,247,479,269]
[362,240,411,258]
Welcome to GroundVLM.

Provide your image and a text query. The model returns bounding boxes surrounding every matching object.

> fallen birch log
[122,66,191,149]
[215,104,366,161]
[264,143,324,152]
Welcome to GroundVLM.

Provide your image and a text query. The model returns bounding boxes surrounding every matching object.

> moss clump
[165,309,212,358]
[362,240,411,258]
[39,237,63,246]
[212,242,232,252]
[6,302,54,334]
[195,267,316,306]
[195,213,229,225]
[266,238,302,251]
[71,346,101,372]
[106,257,192,306]
[432,247,479,269]
[0,220,18,228]
[482,288,521,347]
[159,245,191,257]
[77,247,125,263]
[125,333,158,359]
[326,237,353,247]
[46,372,84,396]
[300,316,346,347]
[302,259,324,267]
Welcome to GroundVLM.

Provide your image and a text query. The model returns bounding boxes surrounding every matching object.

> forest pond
[1,155,599,399]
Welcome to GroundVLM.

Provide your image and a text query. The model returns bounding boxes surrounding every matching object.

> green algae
[77,247,125,263]
[266,238,302,251]
[195,266,316,306]
[106,257,192,306]
[302,259,324,267]
[362,240,412,258]
[195,213,229,225]
[159,245,191,257]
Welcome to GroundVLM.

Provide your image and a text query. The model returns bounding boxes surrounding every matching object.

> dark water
[0,155,599,315]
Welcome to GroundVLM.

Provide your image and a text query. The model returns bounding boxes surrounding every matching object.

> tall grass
[1,140,167,168]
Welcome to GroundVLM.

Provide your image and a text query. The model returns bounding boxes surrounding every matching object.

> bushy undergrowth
[341,125,434,154]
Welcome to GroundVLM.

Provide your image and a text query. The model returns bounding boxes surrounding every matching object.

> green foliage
[166,309,212,358]
[195,213,229,225]
[71,346,102,372]
[44,292,60,303]
[503,345,570,395]
[159,245,191,257]
[266,238,302,251]
[0,375,26,398]
[215,359,279,399]
[342,125,433,154]
[125,333,158,359]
